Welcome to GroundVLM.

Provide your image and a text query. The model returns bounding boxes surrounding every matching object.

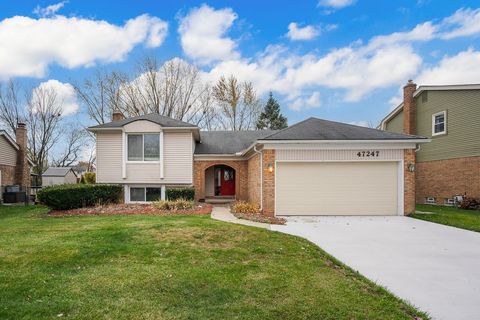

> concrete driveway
[271,216,480,320]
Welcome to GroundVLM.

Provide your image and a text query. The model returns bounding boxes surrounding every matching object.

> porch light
[407,162,416,172]
[267,163,274,173]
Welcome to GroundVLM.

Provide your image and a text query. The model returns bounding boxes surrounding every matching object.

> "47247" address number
[356,150,380,157]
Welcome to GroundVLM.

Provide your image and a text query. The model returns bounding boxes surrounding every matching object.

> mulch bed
[232,212,286,225]
[48,203,213,216]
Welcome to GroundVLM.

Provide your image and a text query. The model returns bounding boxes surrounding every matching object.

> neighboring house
[89,112,428,216]
[379,80,480,205]
[42,167,78,186]
[0,123,32,202]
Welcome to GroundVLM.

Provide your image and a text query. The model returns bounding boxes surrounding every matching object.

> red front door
[217,166,235,196]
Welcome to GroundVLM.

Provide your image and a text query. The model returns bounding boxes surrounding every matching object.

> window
[130,187,162,202]
[127,134,160,161]
[432,111,446,136]
[425,197,436,204]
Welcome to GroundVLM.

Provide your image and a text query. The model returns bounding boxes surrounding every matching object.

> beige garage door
[276,162,399,216]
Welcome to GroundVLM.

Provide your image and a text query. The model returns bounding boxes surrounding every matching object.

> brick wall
[416,156,480,204]
[14,123,30,189]
[247,153,261,207]
[403,80,417,135]
[193,160,248,201]
[262,150,275,216]
[404,149,416,215]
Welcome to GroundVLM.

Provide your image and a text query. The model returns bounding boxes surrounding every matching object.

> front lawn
[0,205,427,319]
[412,204,480,232]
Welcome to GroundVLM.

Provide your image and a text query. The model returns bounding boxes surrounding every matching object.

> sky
[1,0,480,131]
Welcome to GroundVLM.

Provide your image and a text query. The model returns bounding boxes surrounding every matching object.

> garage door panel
[276,162,398,216]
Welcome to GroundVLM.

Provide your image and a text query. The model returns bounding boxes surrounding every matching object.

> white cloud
[286,23,320,41]
[178,4,239,65]
[348,120,369,127]
[318,0,356,9]
[288,92,321,111]
[33,1,67,17]
[0,14,168,79]
[33,79,79,116]
[417,49,480,84]
[440,8,480,39]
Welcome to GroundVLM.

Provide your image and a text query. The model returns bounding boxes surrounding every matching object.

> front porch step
[204,197,235,204]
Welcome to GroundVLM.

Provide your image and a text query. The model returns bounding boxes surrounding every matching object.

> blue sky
[1,0,480,130]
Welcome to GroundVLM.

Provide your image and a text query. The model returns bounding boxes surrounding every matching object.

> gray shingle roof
[195,130,277,154]
[88,113,197,129]
[43,167,75,177]
[261,117,427,141]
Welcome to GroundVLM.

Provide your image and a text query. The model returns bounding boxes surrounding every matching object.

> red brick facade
[261,150,275,216]
[14,123,31,189]
[416,156,480,204]
[193,160,248,201]
[404,149,416,215]
[247,153,261,207]
[403,80,417,135]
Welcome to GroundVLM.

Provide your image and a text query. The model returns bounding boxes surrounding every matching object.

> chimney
[15,122,30,190]
[403,79,417,135]
[112,110,125,122]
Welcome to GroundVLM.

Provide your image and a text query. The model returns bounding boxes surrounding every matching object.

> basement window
[432,111,447,136]
[445,198,455,206]
[425,197,436,204]
[130,187,162,202]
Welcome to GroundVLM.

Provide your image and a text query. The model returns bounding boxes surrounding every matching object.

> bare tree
[212,75,261,131]
[26,86,63,177]
[73,70,127,125]
[51,127,87,167]
[0,80,24,135]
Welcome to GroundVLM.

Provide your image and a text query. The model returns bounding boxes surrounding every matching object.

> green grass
[412,204,480,232]
[0,205,428,320]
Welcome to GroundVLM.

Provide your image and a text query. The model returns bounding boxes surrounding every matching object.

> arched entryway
[205,164,236,200]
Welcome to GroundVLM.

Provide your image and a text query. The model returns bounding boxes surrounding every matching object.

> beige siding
[415,90,480,162]
[124,120,161,132]
[276,162,398,216]
[96,131,123,183]
[163,132,193,184]
[42,171,77,186]
[0,135,17,166]
[65,171,78,184]
[385,109,404,133]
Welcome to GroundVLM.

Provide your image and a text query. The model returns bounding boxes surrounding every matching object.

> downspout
[253,144,263,211]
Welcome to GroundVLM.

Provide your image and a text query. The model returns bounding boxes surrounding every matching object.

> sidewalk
[210,205,271,229]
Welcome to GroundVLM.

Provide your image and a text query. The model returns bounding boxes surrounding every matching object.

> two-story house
[379,80,480,205]
[0,123,33,202]
[89,111,428,216]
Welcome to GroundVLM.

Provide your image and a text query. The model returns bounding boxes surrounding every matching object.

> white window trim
[126,133,161,163]
[432,111,447,136]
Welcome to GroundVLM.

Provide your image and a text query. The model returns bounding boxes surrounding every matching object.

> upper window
[127,134,160,161]
[432,111,447,136]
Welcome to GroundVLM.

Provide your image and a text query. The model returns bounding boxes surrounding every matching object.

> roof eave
[257,139,430,144]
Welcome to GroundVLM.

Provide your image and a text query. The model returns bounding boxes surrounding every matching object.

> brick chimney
[112,110,125,122]
[14,122,30,190]
[403,79,417,135]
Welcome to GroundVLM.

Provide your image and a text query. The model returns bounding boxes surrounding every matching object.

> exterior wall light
[407,162,416,172]
[267,163,274,173]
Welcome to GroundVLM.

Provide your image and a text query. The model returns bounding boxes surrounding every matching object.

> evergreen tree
[256,92,288,130]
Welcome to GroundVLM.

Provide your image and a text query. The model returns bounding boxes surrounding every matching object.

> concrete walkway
[210,205,271,229]
[271,216,480,320]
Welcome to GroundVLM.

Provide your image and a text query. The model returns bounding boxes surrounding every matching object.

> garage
[276,161,400,216]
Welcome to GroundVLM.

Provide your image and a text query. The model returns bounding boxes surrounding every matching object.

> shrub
[81,172,96,184]
[458,196,479,210]
[166,187,195,201]
[152,198,194,211]
[38,184,122,210]
[230,201,260,214]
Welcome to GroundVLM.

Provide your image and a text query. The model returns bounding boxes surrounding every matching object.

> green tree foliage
[256,93,288,130]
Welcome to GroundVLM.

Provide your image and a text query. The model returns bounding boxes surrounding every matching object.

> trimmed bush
[230,201,260,214]
[38,184,122,210]
[166,187,195,201]
[81,172,96,184]
[152,199,194,211]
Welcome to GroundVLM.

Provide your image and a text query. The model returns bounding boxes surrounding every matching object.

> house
[42,167,78,186]
[0,123,33,202]
[379,80,480,205]
[88,111,428,216]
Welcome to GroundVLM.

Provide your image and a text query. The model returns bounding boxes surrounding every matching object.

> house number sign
[356,150,380,158]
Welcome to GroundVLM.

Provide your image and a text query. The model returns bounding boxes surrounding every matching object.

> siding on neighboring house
[384,90,480,162]
[0,135,17,166]
[385,109,404,133]
[42,171,77,186]
[96,131,123,183]
[96,129,193,184]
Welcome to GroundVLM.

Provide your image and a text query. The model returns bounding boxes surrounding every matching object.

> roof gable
[88,113,197,130]
[43,167,76,177]
[0,130,19,150]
